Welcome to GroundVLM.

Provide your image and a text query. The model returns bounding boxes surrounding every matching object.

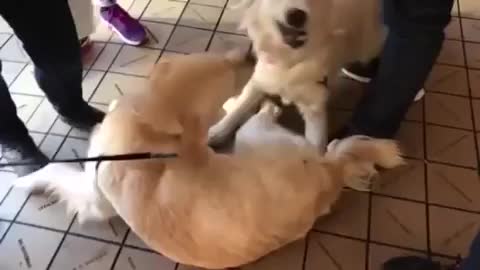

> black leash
[0,152,178,168]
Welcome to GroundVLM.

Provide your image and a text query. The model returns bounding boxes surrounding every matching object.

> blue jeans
[347,0,454,138]
[462,231,480,270]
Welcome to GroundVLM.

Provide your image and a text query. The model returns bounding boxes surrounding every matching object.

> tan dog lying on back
[14,52,403,269]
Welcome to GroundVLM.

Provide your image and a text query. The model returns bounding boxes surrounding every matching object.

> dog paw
[208,126,232,148]
[13,176,49,195]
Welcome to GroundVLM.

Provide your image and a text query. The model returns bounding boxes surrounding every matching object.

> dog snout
[285,8,307,29]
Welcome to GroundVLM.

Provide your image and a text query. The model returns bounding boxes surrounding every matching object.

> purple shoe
[100,4,146,46]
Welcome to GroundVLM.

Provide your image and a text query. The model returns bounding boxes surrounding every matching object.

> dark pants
[348,0,454,138]
[0,0,82,143]
[462,231,480,270]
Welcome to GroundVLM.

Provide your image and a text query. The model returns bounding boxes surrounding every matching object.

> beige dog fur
[208,0,384,153]
[15,52,403,269]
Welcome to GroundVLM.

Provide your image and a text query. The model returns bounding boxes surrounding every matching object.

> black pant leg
[348,0,454,138]
[0,0,84,116]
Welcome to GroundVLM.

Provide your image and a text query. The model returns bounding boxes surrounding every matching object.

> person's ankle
[57,102,105,132]
[1,136,49,177]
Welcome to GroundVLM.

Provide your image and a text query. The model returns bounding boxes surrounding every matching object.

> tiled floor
[0,0,480,269]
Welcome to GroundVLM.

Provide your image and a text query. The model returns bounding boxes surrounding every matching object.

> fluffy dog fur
[14,52,402,269]
[208,0,383,153]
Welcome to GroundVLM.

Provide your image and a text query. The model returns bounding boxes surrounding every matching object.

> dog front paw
[208,125,233,148]
[13,175,49,195]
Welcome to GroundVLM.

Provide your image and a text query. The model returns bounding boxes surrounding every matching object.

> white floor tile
[70,217,129,243]
[26,99,58,133]
[55,137,89,167]
[91,43,122,71]
[38,135,64,159]
[188,0,227,7]
[82,42,107,70]
[128,0,151,20]
[166,26,212,53]
[216,4,245,34]
[9,65,43,96]
[110,46,161,76]
[0,185,29,221]
[0,36,30,63]
[125,231,151,250]
[82,70,106,101]
[179,4,223,30]
[143,0,186,24]
[0,223,63,270]
[49,235,119,270]
[0,171,17,205]
[91,72,148,104]
[142,21,175,49]
[208,32,250,53]
[16,195,75,231]
[10,94,43,123]
[0,17,13,34]
[114,247,176,270]
[1,61,26,86]
[0,220,9,239]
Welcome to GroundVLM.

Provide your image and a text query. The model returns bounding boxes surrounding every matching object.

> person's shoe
[341,58,380,83]
[58,102,105,132]
[80,36,93,56]
[382,256,461,270]
[1,138,49,177]
[100,4,147,46]
[341,59,425,102]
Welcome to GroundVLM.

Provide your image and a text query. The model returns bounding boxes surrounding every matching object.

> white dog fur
[208,0,383,153]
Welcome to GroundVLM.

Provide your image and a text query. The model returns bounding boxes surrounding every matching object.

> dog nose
[285,8,307,29]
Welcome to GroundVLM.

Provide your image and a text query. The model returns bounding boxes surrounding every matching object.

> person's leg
[0,0,104,175]
[382,230,480,270]
[95,0,146,45]
[461,231,480,270]
[1,0,104,130]
[0,60,49,176]
[335,0,454,139]
[67,0,95,55]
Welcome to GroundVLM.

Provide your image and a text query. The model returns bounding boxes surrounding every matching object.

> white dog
[208,0,384,153]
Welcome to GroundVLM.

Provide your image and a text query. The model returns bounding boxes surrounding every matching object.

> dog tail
[14,163,113,223]
[325,136,404,191]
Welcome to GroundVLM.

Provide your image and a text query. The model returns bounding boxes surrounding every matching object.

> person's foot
[80,36,93,56]
[382,256,461,270]
[100,4,147,46]
[58,102,105,132]
[1,137,49,177]
[341,59,425,102]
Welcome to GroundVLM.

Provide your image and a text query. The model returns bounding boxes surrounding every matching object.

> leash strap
[0,152,178,168]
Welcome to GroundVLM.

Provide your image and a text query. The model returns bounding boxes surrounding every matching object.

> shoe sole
[101,17,145,46]
[341,68,425,103]
[341,68,372,83]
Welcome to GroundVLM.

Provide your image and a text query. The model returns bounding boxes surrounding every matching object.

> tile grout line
[457,0,480,175]
[364,189,373,270]
[314,229,462,260]
[422,81,432,256]
[152,0,191,74]
[204,0,231,52]
[109,228,131,270]
[45,215,77,269]
[301,232,310,270]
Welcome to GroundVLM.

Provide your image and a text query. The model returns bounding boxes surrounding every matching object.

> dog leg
[208,80,265,146]
[302,108,328,154]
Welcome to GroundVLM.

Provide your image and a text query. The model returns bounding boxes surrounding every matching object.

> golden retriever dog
[208,0,384,153]
[14,52,403,269]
